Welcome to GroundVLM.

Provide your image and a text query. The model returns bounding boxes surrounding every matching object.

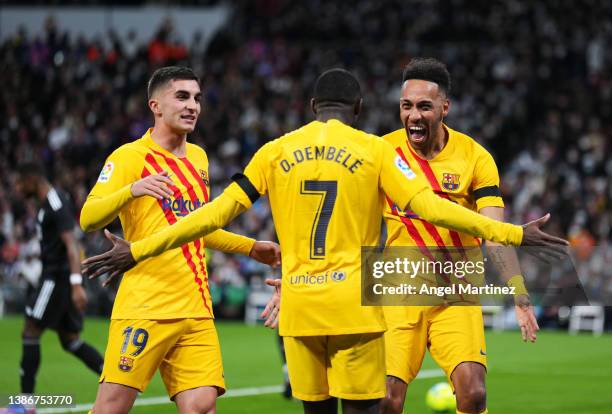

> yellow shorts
[283,333,386,401]
[100,318,225,398]
[383,305,486,385]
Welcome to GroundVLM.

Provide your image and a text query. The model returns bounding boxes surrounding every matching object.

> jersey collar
[142,127,185,159]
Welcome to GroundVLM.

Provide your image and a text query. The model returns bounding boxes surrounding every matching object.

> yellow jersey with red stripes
[228,119,430,336]
[87,129,214,319]
[383,125,504,251]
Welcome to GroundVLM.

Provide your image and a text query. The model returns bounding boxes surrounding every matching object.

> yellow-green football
[426,382,456,412]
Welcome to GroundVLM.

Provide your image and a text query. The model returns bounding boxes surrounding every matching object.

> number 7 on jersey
[300,180,337,260]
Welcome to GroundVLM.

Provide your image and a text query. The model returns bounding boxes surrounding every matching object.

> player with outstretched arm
[83,69,567,414]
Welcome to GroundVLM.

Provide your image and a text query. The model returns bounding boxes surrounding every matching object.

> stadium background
[0,0,610,413]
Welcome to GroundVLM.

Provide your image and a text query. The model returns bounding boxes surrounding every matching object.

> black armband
[473,185,501,199]
[231,173,260,204]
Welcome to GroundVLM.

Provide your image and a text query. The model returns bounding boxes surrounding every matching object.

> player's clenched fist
[130,170,175,199]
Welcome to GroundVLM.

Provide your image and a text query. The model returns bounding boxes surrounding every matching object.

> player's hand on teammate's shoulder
[130,170,175,199]
[520,213,569,261]
[261,278,282,329]
[249,241,282,268]
[71,284,88,313]
[81,229,136,287]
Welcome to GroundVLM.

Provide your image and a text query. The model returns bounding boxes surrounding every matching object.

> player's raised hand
[82,229,136,287]
[514,294,539,343]
[260,278,282,329]
[249,241,282,268]
[130,170,175,199]
[520,213,569,261]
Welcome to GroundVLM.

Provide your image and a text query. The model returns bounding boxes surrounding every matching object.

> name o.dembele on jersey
[279,145,364,174]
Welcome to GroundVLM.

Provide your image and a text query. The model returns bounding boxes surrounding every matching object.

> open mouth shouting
[407,124,427,144]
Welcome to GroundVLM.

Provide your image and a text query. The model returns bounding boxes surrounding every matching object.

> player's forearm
[80,185,134,232]
[479,207,523,283]
[486,244,529,297]
[204,230,256,256]
[66,240,82,276]
[407,190,523,246]
[131,192,246,262]
[485,242,522,281]
[60,231,83,285]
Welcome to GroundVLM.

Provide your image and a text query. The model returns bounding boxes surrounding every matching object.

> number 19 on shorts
[121,326,149,356]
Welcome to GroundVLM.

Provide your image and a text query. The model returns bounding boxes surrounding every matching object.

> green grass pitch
[0,316,611,413]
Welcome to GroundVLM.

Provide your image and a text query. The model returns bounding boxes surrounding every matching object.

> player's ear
[354,98,362,117]
[149,98,161,117]
[442,97,450,119]
[310,98,317,115]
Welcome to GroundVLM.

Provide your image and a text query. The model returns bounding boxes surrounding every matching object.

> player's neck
[412,125,448,160]
[316,110,355,125]
[150,125,188,157]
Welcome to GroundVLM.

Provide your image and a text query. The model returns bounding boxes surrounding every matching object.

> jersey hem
[110,314,214,320]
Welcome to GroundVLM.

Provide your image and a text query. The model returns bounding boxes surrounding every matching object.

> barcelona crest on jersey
[118,356,134,372]
[199,169,210,186]
[442,173,460,191]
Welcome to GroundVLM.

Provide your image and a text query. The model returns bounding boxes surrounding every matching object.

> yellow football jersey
[229,119,430,336]
[383,125,505,250]
[382,126,504,304]
[124,122,522,331]
[85,129,215,319]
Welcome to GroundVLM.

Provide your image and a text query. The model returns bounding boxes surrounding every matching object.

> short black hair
[147,66,200,99]
[402,58,451,95]
[313,68,362,105]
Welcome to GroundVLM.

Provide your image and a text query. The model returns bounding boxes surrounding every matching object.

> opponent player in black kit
[15,163,104,394]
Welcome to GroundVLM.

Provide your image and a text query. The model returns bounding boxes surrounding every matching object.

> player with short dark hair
[147,66,199,100]
[82,68,567,414]
[313,68,363,105]
[402,57,451,94]
[80,65,280,414]
[381,57,540,414]
[15,163,104,395]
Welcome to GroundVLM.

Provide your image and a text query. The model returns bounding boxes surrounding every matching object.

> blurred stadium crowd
[0,0,610,320]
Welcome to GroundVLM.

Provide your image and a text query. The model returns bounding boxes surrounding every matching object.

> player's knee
[93,383,138,414]
[59,335,82,353]
[457,384,486,411]
[381,394,404,414]
[93,392,133,414]
[22,319,42,338]
[469,385,486,407]
[180,398,216,414]
[175,386,218,414]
